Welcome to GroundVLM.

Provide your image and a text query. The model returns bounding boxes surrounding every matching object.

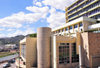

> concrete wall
[52,36,78,68]
[26,37,37,68]
[82,20,96,32]
[37,27,51,68]
[20,37,37,68]
[80,32,100,68]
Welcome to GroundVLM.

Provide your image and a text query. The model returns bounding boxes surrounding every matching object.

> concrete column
[79,45,85,68]
[69,43,72,64]
[37,27,51,68]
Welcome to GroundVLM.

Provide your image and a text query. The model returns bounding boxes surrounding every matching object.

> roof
[52,17,97,31]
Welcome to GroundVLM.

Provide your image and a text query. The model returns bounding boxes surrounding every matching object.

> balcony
[88,23,100,30]
[68,0,98,18]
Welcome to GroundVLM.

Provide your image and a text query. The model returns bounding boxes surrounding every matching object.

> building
[17,0,100,68]
[4,44,16,49]
[52,17,98,36]
[18,27,100,68]
[52,36,79,68]
[65,0,100,23]
[16,37,37,68]
[77,32,100,68]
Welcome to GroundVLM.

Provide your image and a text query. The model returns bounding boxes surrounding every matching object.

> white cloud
[0,12,44,28]
[0,28,5,31]
[7,29,15,31]
[47,8,65,28]
[35,2,42,7]
[0,34,5,38]
[42,0,76,10]
[26,6,49,18]
[26,6,49,13]
[0,0,76,37]
[8,28,34,37]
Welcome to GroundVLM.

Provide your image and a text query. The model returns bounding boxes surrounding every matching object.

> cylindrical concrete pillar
[37,27,51,68]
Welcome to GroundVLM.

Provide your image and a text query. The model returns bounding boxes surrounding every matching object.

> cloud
[7,28,34,37]
[47,8,65,28]
[26,6,49,13]
[0,0,76,37]
[0,34,6,38]
[26,6,49,18]
[0,11,45,28]
[42,0,76,10]
[0,28,5,31]
[35,2,42,7]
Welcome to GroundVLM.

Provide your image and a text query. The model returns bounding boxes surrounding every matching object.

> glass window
[79,23,83,27]
[66,43,69,45]
[60,43,65,45]
[59,45,70,64]
[74,24,78,28]
[72,43,79,63]
[62,29,64,32]
[69,26,72,29]
[21,44,26,58]
[58,30,60,32]
[66,27,68,31]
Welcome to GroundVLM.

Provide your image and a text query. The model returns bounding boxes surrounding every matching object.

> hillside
[0,35,25,46]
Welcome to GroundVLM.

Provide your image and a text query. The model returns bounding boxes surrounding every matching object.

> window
[58,30,60,33]
[74,24,78,28]
[59,43,70,64]
[79,23,83,27]
[72,43,79,63]
[60,43,65,45]
[21,44,26,58]
[66,27,68,31]
[62,29,64,32]
[69,26,72,29]
[66,43,69,45]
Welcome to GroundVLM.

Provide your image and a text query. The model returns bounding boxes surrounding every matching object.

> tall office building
[53,0,100,36]
[66,0,100,23]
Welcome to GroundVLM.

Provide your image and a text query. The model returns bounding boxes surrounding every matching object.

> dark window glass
[70,26,72,29]
[66,27,68,31]
[79,23,83,27]
[59,44,70,64]
[74,24,78,28]
[72,43,79,63]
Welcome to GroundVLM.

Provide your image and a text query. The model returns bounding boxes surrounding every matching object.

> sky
[0,0,76,38]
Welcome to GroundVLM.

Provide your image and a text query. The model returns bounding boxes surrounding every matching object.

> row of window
[54,23,83,34]
[59,43,79,64]
[68,3,100,19]
[21,45,26,58]
[68,0,99,16]
[91,15,100,19]
[68,0,96,14]
[68,0,84,11]
[60,43,69,45]
[59,44,70,64]
[69,7,100,22]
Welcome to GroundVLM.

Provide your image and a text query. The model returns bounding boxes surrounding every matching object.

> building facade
[17,0,100,68]
[66,0,100,23]
[16,37,37,68]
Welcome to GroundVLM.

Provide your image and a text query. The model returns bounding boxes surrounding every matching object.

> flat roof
[52,17,96,31]
[20,38,26,44]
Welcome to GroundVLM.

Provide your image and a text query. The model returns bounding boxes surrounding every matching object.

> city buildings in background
[16,0,100,68]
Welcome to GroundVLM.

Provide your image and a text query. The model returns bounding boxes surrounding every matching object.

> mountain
[0,35,25,46]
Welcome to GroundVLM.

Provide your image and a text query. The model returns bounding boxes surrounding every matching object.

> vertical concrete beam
[37,27,51,68]
[79,45,85,68]
[69,43,72,64]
